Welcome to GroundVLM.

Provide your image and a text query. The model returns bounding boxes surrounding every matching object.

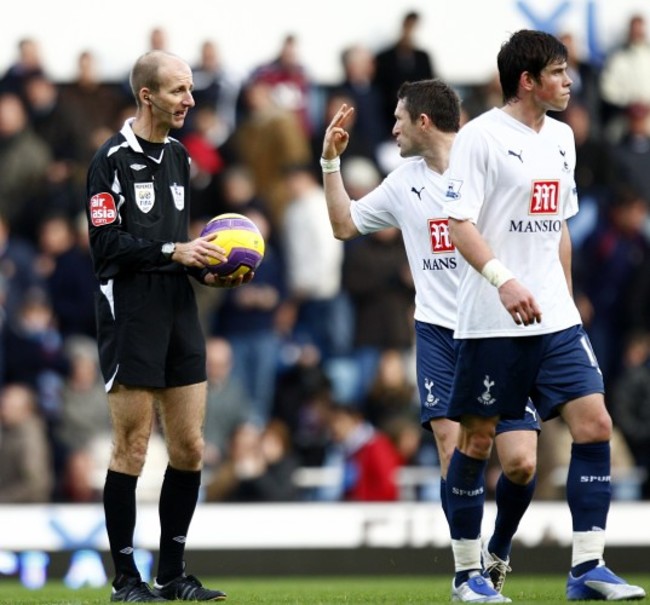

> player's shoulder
[456,108,501,141]
[387,157,426,181]
[544,113,575,137]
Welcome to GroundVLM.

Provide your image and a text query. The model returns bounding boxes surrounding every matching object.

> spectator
[59,50,126,155]
[600,14,650,139]
[247,34,314,136]
[53,335,111,502]
[204,419,299,502]
[373,11,435,134]
[575,185,650,387]
[35,212,97,339]
[0,92,51,238]
[281,163,348,362]
[272,343,332,467]
[561,101,619,249]
[210,209,285,424]
[0,383,53,502]
[363,348,417,431]
[226,77,311,229]
[336,45,386,156]
[202,336,255,475]
[0,212,44,323]
[625,245,650,336]
[461,71,503,121]
[3,287,69,421]
[611,331,650,499]
[342,226,415,402]
[320,403,402,502]
[191,40,241,144]
[612,102,650,203]
[0,37,44,98]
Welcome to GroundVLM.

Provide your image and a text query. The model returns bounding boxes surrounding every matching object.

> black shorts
[95,272,206,390]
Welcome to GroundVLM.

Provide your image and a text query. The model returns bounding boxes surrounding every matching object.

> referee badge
[134,182,155,213]
[170,183,185,210]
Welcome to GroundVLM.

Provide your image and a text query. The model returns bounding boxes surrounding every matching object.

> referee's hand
[203,271,255,289]
[174,234,227,268]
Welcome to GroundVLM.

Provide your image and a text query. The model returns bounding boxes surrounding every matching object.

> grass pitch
[0,574,648,604]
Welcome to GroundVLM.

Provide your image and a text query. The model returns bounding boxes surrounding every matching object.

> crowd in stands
[1,11,650,505]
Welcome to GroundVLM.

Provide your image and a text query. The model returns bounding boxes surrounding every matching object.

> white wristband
[320,156,341,173]
[481,258,515,288]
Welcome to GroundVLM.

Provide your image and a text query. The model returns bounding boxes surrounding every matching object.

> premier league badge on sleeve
[134,182,155,213]
[445,179,463,200]
[170,183,185,210]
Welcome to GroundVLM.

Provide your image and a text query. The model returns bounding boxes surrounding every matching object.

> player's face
[392,99,422,158]
[533,61,572,112]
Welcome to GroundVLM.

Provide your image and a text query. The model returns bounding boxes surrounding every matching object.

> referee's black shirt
[86,119,192,282]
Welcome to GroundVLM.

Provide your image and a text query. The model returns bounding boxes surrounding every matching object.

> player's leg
[429,417,459,519]
[447,336,539,603]
[561,393,645,600]
[538,326,645,601]
[483,423,538,592]
[448,415,509,603]
[415,322,458,517]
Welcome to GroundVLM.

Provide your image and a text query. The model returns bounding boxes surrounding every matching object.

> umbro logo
[410,186,425,200]
[508,149,523,163]
[130,163,147,171]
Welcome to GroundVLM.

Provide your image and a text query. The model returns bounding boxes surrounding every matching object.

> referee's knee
[167,435,204,471]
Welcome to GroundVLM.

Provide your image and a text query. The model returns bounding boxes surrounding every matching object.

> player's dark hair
[498,30,568,103]
[397,79,461,133]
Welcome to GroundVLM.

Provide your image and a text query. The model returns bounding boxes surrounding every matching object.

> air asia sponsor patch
[89,192,118,226]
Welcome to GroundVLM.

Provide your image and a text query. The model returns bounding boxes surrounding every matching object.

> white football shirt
[445,107,582,338]
[350,157,458,329]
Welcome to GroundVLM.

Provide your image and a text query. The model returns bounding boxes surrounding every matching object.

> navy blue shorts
[415,321,539,432]
[449,324,604,422]
[95,272,207,390]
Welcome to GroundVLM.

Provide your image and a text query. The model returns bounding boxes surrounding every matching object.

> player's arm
[559,220,573,296]
[448,217,542,326]
[321,103,360,241]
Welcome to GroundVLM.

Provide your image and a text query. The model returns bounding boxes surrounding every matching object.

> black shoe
[111,576,169,602]
[153,574,227,601]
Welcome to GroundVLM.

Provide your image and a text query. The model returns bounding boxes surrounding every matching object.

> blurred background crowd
[1,10,650,508]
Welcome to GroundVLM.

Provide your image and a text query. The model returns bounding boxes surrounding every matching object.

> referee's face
[154,56,195,129]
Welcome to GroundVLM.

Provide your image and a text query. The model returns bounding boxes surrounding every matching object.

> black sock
[156,465,201,584]
[104,470,140,583]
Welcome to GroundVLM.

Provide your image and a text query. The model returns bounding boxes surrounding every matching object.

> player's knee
[503,454,537,485]
[571,409,613,443]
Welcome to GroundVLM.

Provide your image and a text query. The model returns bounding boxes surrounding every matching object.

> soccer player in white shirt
[321,79,539,603]
[446,30,646,602]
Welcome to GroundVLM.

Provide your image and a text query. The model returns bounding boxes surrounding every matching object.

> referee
[86,50,246,602]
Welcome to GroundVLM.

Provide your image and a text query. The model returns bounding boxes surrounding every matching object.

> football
[200,213,265,278]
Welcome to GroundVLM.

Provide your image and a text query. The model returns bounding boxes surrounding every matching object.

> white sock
[452,537,482,572]
[572,530,606,567]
